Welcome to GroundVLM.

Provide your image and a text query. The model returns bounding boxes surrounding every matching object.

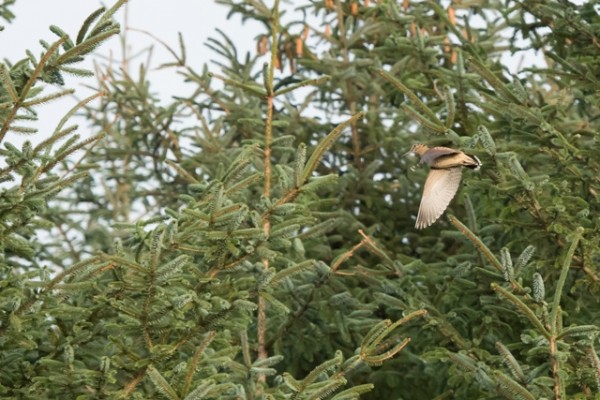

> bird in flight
[407,144,481,229]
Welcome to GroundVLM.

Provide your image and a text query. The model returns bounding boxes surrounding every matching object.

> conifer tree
[1,0,599,399]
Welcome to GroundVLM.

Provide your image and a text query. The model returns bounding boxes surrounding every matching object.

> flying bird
[407,144,481,229]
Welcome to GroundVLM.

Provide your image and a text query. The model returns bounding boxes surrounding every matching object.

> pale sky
[2,1,264,142]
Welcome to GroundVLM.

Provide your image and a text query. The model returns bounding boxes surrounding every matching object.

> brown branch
[257,0,280,383]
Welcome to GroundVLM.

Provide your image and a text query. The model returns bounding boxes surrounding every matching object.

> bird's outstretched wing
[415,168,462,229]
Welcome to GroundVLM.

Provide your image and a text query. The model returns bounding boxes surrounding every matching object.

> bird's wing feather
[419,147,458,165]
[415,168,462,229]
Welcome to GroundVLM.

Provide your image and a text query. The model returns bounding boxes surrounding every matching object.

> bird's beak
[401,150,415,158]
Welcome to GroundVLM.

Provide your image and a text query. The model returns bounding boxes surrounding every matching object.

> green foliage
[2,0,600,399]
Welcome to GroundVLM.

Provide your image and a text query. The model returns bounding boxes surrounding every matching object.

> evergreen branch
[257,0,279,374]
[222,147,255,184]
[49,26,72,47]
[467,58,523,104]
[500,247,514,282]
[182,331,216,397]
[550,227,583,335]
[495,341,526,384]
[21,89,75,107]
[492,371,536,400]
[204,228,264,240]
[56,27,120,64]
[6,125,37,134]
[532,273,545,303]
[267,0,279,95]
[451,216,531,296]
[270,260,317,286]
[25,170,88,200]
[40,132,106,175]
[443,85,456,128]
[358,229,396,268]
[47,256,102,289]
[374,69,444,129]
[147,365,179,400]
[183,380,215,400]
[477,125,496,156]
[557,325,600,340]
[283,372,302,392]
[101,254,146,273]
[515,245,536,273]
[331,234,369,272]
[448,351,476,370]
[294,143,307,188]
[58,66,94,77]
[252,354,284,369]
[259,291,290,314]
[274,76,330,96]
[76,6,106,44]
[296,218,340,240]
[426,1,469,47]
[302,112,364,182]
[122,369,146,398]
[240,329,252,368]
[301,351,344,391]
[361,310,426,363]
[463,194,486,266]
[208,72,266,97]
[0,64,18,102]
[401,104,447,133]
[92,0,127,34]
[0,35,67,144]
[362,338,411,365]
[140,228,165,350]
[155,254,189,284]
[0,256,103,335]
[305,377,348,400]
[54,91,105,137]
[588,346,600,393]
[165,159,200,183]
[491,283,550,339]
[330,384,374,400]
[362,320,392,349]
[448,216,502,272]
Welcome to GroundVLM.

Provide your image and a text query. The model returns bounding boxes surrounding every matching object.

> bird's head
[402,143,429,158]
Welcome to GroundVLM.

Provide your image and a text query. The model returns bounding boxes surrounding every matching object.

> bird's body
[409,144,481,229]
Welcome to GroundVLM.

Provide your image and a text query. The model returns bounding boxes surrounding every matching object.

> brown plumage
[409,144,481,229]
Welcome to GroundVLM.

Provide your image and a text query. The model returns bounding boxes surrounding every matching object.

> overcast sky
[2,1,265,141]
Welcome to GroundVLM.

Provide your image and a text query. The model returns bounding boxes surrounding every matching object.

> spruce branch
[0,64,19,102]
[467,58,524,105]
[547,227,583,400]
[181,331,216,397]
[274,76,330,97]
[207,72,266,97]
[147,365,179,400]
[491,283,550,339]
[550,227,583,335]
[450,215,530,295]
[495,341,526,384]
[257,0,280,377]
[76,6,106,44]
[374,69,445,131]
[0,36,67,143]
[20,89,75,107]
[493,370,536,400]
[302,112,364,183]
[588,346,600,393]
